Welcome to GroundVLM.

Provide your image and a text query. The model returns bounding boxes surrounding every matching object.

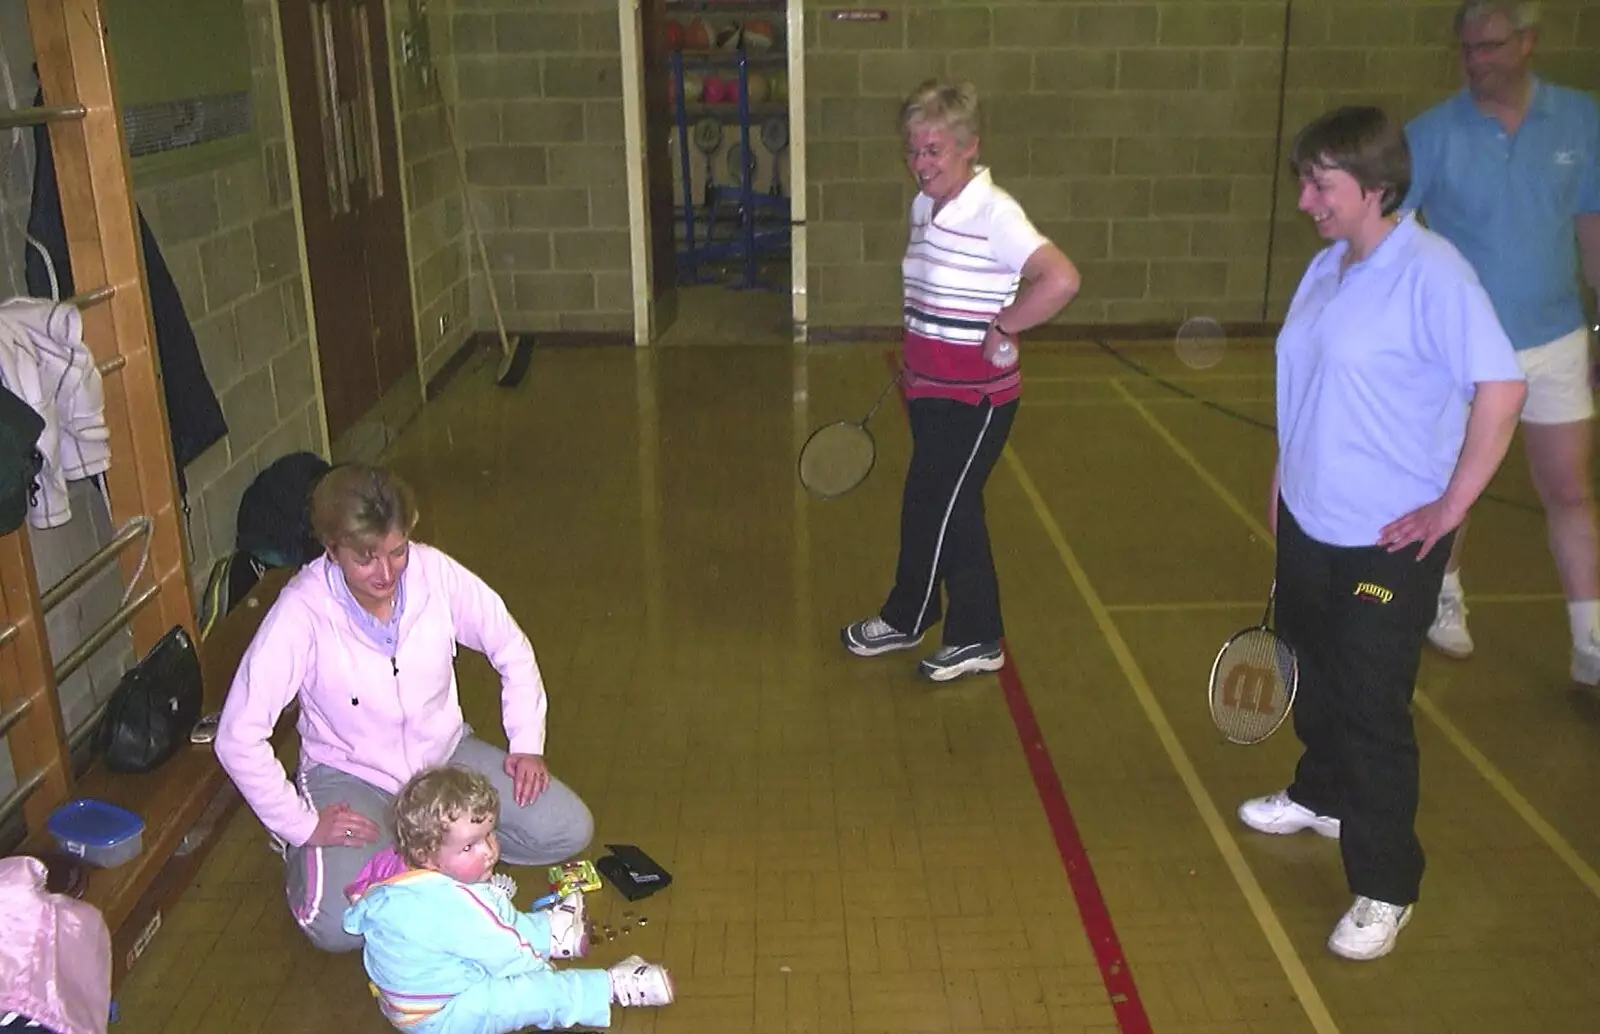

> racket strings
[799,422,876,499]
[1211,628,1296,744]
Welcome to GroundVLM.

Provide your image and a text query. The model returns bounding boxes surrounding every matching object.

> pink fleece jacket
[214,542,547,847]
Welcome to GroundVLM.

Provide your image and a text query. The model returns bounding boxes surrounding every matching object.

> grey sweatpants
[283,733,593,953]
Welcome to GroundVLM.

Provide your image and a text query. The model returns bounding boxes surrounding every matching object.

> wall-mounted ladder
[0,0,195,840]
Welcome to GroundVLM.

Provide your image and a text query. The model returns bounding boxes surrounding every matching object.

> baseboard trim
[522,330,633,349]
[425,330,636,399]
[806,321,1284,343]
[423,335,482,401]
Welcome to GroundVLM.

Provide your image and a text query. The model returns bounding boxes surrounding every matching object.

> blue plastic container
[46,798,145,868]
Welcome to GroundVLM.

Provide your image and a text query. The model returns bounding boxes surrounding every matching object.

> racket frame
[796,369,904,500]
[797,420,879,500]
[1207,581,1299,745]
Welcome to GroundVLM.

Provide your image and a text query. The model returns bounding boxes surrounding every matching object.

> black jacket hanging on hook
[23,86,228,497]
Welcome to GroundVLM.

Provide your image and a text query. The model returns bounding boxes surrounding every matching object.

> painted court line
[997,653,1153,1034]
[1105,593,1568,614]
[876,349,1152,1032]
[1112,380,1600,906]
[1003,446,1341,1034]
[1026,395,1275,409]
[1027,372,1274,385]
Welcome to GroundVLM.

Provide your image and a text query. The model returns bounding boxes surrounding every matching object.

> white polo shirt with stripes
[901,166,1047,406]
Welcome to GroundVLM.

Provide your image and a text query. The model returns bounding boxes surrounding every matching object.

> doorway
[624,0,804,346]
[278,0,420,457]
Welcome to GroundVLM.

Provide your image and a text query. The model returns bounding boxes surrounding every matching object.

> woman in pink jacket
[215,464,593,953]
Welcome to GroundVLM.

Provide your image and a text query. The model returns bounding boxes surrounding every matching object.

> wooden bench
[19,567,289,990]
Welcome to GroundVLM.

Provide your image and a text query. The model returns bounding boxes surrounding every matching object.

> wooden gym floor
[111,337,1600,1033]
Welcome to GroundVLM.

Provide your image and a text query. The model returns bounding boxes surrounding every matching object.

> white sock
[1568,600,1599,647]
[1441,569,1463,597]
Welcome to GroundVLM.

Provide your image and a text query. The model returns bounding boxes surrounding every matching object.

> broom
[440,101,534,388]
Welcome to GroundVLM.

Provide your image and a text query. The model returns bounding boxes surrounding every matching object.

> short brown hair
[1289,106,1410,217]
[393,766,499,867]
[309,463,419,552]
[899,79,980,145]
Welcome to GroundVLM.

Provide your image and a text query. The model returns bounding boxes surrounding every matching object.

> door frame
[620,0,656,345]
[620,0,807,345]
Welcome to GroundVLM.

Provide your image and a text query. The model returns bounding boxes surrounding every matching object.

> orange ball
[743,19,776,51]
[682,16,710,51]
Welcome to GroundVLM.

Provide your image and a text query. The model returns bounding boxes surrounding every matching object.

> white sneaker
[1571,636,1600,686]
[609,955,675,1006]
[1327,896,1412,960]
[547,891,588,959]
[1427,589,1473,659]
[1237,789,1341,838]
[842,616,923,657]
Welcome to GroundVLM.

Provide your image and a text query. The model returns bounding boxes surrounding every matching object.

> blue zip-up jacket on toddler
[343,869,612,1033]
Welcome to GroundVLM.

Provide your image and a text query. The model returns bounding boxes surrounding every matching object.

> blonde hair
[393,766,499,867]
[899,79,980,145]
[309,463,419,552]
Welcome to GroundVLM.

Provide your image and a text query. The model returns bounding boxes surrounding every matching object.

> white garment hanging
[0,297,110,528]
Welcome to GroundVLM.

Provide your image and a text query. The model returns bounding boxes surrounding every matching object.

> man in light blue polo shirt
[1403,0,1600,680]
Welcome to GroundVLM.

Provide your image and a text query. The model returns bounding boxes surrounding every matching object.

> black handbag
[96,624,203,774]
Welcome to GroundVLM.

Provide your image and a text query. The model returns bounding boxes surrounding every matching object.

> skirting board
[806,321,1285,343]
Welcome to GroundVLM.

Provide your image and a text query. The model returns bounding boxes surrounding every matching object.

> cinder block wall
[393,0,474,384]
[139,0,325,577]
[803,0,1600,332]
[451,0,634,336]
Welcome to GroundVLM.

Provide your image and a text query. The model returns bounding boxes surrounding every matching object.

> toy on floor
[550,859,604,896]
[526,859,604,910]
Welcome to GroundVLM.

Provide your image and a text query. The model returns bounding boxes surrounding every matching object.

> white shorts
[1515,328,1594,425]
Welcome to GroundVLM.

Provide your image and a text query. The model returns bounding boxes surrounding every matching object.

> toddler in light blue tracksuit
[342,766,673,1033]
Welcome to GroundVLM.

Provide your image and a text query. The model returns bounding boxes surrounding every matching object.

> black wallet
[596,843,673,901]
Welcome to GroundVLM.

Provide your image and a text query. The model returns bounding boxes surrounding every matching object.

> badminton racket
[798,370,903,500]
[1208,580,1298,744]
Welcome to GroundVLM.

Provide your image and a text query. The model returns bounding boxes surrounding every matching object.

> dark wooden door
[279,0,417,442]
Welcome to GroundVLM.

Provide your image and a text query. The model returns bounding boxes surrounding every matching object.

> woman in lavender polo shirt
[215,464,594,953]
[1237,107,1526,962]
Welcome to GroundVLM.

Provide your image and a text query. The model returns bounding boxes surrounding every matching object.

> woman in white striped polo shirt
[841,79,1081,681]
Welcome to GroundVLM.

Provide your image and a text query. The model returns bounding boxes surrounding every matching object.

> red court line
[877,347,1150,1033]
[997,654,1152,1034]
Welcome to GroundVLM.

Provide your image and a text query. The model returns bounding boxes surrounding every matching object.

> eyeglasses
[1459,34,1518,57]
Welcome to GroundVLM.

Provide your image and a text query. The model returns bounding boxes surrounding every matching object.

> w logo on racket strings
[1221,664,1278,716]
[1353,581,1394,604]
